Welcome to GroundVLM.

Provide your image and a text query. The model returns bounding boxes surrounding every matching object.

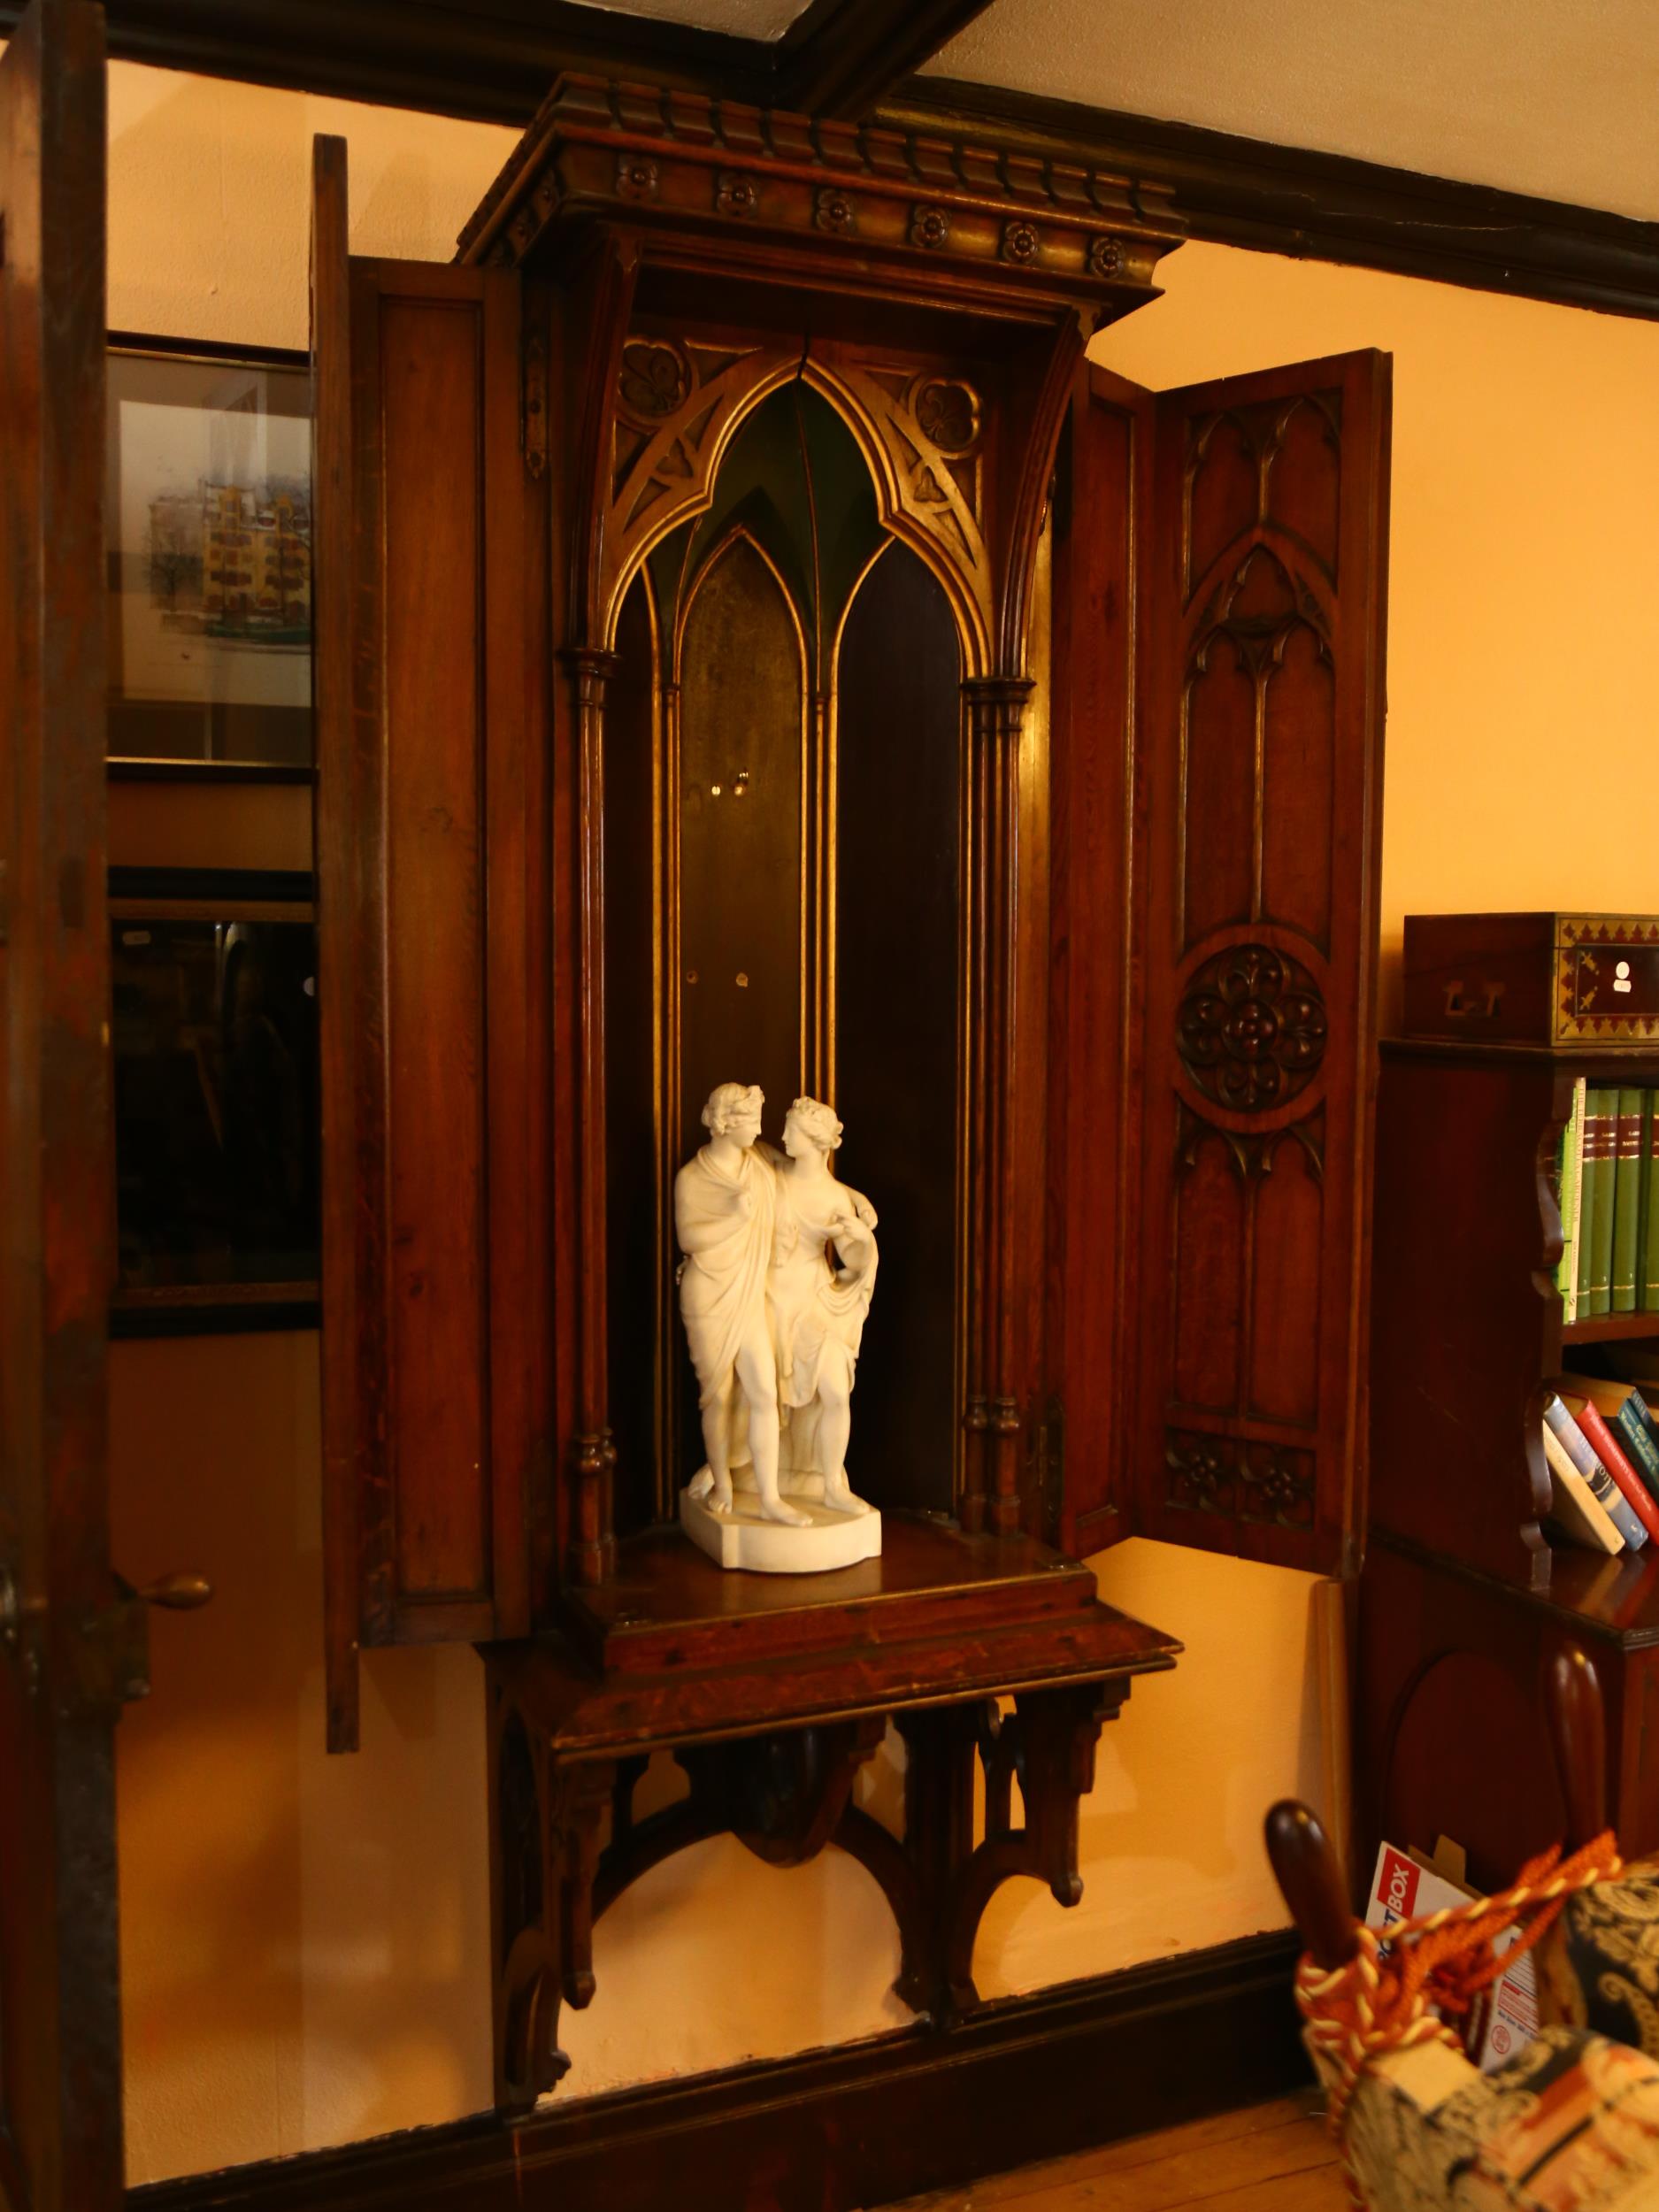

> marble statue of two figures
[675,1084,883,1572]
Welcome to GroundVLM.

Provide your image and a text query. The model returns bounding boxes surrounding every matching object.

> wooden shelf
[1563,1311,1659,1345]
[1371,1525,1659,1654]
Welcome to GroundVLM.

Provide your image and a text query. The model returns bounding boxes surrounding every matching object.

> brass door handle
[137,1571,213,1610]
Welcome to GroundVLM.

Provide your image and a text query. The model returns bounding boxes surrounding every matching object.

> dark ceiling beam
[0,0,990,126]
[9,0,1655,320]
[0,0,774,122]
[772,0,997,120]
[893,73,1659,322]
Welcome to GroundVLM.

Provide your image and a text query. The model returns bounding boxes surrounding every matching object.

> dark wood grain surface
[1132,349,1391,1576]
[0,5,125,2208]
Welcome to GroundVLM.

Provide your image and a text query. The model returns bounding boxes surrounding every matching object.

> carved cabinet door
[1133,349,1391,1574]
[1050,350,1390,1571]
[0,4,127,2207]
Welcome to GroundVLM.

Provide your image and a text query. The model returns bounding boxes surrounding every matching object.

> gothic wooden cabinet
[309,76,1392,2108]
[0,0,1397,2179]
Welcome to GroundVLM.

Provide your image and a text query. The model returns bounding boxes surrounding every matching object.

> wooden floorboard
[873,2093,1344,2212]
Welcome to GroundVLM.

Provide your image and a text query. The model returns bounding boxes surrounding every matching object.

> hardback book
[1541,1393,1646,1549]
[1540,1421,1624,1554]
[1563,1372,1659,1496]
[1584,1089,1618,1317]
[1613,1087,1646,1312]
[1556,1077,1586,1325]
[1645,1094,1659,1313]
[1561,1391,1659,1544]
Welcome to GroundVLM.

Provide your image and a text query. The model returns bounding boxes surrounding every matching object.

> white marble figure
[770,1096,879,1517]
[675,1081,808,1531]
[676,1083,882,1572]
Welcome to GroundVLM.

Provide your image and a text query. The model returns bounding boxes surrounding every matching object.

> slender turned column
[961,676,1033,1537]
[561,643,620,1586]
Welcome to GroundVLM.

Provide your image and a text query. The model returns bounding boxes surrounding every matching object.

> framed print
[110,867,319,1334]
[107,334,313,772]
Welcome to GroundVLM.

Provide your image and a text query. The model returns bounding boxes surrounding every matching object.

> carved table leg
[943,1678,1127,2012]
[894,1701,988,2016]
[488,1678,617,2113]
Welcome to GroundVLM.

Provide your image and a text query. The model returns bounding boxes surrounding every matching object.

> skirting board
[127,1930,1308,2212]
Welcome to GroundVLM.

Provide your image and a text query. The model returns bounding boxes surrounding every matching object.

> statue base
[679,1483,883,1574]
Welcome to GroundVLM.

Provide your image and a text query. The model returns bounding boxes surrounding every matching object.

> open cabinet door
[0,4,126,2208]
[1134,349,1391,1574]
[312,139,544,1752]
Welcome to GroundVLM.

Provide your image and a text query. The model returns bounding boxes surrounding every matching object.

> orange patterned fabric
[1342,2028,1659,2210]
[1296,1833,1624,2204]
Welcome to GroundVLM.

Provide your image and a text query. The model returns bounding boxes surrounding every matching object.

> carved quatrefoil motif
[912,376,980,456]
[1178,943,1327,1112]
[618,339,691,424]
[1165,1430,1316,1526]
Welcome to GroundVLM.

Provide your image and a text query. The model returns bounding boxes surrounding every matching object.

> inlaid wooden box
[1403,911,1659,1048]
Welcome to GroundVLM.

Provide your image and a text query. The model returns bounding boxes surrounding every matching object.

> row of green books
[1554,1080,1659,1322]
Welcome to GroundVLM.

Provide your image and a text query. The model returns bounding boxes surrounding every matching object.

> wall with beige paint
[101,58,1659,2189]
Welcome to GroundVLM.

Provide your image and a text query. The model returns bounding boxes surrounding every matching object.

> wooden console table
[487,1518,1179,2109]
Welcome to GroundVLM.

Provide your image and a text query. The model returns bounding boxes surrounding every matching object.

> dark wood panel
[311,135,362,1751]
[1368,1047,1563,1571]
[0,5,124,2209]
[380,292,491,1608]
[1353,1535,1659,1895]
[1134,350,1390,1574]
[603,576,664,1537]
[314,207,541,1730]
[677,534,805,1176]
[127,1933,1304,2212]
[835,542,963,1517]
[1045,367,1149,1557]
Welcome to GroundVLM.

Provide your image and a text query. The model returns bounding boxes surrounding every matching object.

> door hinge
[1031,1395,1065,1536]
[523,328,548,480]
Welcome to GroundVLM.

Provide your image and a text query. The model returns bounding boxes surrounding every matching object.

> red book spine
[1575,1402,1659,1543]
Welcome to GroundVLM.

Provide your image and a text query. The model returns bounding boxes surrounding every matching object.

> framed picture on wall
[107,334,314,774]
[110,867,319,1335]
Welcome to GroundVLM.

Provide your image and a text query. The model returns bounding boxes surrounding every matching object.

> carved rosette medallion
[616,154,660,203]
[716,170,760,218]
[1002,219,1040,266]
[1088,235,1124,279]
[911,375,980,456]
[910,204,951,250]
[617,338,691,426]
[1178,943,1327,1112]
[814,185,856,235]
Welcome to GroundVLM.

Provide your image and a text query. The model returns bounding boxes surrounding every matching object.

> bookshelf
[1357,1029,1659,1890]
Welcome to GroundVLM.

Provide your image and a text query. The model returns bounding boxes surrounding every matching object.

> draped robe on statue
[675,1140,778,1474]
[772,1171,878,1486]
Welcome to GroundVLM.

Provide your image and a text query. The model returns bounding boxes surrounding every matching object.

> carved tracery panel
[1137,353,1389,1572]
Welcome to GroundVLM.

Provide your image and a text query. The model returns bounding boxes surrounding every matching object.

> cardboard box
[1365,1838,1538,2072]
